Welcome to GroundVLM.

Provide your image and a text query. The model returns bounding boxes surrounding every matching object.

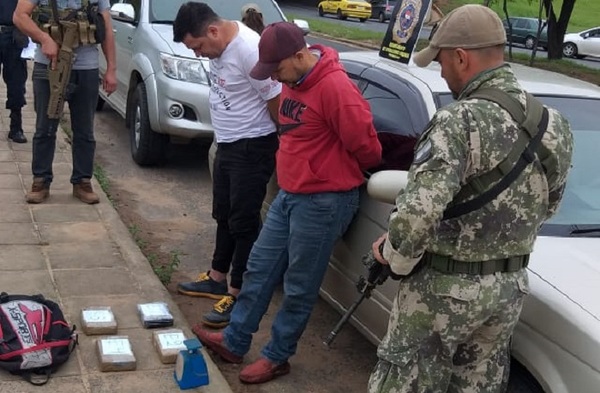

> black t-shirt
[0,0,18,26]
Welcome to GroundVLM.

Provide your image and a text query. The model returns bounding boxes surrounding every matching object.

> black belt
[423,252,529,275]
[0,25,14,33]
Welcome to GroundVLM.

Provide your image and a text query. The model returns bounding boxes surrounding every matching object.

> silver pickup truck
[99,0,308,166]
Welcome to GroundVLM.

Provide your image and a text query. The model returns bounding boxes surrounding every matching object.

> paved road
[282,3,432,38]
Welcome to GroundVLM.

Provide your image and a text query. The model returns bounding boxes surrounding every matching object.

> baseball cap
[241,3,261,18]
[250,22,306,80]
[413,4,506,67]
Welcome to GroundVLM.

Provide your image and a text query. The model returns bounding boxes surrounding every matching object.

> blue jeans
[32,63,99,185]
[223,188,359,364]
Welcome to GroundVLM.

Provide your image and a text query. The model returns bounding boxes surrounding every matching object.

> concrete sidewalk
[0,70,232,393]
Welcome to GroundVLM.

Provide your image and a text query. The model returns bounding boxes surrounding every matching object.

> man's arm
[13,0,59,68]
[99,10,117,95]
[321,75,381,170]
[266,95,280,127]
[382,111,468,275]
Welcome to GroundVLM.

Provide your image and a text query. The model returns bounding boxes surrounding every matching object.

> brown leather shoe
[239,357,290,384]
[73,179,99,204]
[192,326,243,364]
[25,178,49,204]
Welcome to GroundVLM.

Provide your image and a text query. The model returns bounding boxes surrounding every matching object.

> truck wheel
[378,12,385,23]
[129,83,167,166]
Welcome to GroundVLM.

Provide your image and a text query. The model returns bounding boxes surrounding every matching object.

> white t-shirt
[209,22,281,143]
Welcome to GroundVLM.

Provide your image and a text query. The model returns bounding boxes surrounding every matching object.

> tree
[543,0,577,59]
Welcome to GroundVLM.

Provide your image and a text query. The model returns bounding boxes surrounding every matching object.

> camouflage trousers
[368,265,529,393]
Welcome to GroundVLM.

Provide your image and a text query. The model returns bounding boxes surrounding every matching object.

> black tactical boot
[8,109,27,144]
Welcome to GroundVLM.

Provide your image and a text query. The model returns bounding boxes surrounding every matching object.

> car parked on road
[368,0,396,23]
[563,27,600,59]
[98,0,308,166]
[318,0,372,23]
[503,16,548,50]
[210,51,600,392]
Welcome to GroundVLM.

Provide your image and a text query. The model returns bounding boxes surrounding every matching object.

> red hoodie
[277,45,382,194]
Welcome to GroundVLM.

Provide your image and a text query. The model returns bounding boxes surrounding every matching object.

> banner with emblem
[379,0,432,64]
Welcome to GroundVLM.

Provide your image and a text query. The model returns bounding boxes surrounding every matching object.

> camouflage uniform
[369,64,573,393]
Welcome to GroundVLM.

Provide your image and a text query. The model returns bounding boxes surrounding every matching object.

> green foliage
[128,224,182,285]
[93,163,113,204]
[444,0,597,32]
[287,13,385,42]
[150,250,182,285]
[128,224,148,249]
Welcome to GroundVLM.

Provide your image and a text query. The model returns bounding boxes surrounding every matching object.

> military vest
[32,0,105,47]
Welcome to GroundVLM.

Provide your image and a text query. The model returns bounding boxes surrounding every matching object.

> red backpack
[0,293,77,385]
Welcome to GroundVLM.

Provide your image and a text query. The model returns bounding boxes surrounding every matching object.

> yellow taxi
[318,0,372,23]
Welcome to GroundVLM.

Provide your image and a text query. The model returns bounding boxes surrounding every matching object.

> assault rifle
[323,248,391,347]
[47,20,78,119]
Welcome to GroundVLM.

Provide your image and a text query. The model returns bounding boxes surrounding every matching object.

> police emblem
[413,139,432,165]
[392,0,423,44]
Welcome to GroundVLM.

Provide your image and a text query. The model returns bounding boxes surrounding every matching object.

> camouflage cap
[413,4,506,67]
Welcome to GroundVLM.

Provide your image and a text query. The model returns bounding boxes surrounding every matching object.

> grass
[288,13,385,45]
[441,0,598,33]
[150,250,182,286]
[93,163,113,204]
[128,224,182,285]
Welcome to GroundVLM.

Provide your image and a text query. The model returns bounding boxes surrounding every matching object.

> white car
[207,51,600,391]
[563,27,600,59]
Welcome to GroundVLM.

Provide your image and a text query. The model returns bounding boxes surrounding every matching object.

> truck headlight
[160,53,209,85]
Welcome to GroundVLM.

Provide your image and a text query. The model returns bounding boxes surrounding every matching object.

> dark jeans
[32,62,99,185]
[0,31,27,110]
[211,132,278,290]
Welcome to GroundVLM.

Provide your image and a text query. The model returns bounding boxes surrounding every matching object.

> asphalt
[0,67,233,393]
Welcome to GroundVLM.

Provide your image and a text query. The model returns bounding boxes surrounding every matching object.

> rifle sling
[50,0,60,24]
[442,90,550,221]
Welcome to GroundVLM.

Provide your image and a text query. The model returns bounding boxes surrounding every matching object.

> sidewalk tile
[32,204,100,223]
[38,222,109,244]
[13,150,32,163]
[0,245,45,271]
[88,370,184,393]
[0,223,39,245]
[0,162,18,174]
[0,189,25,204]
[0,270,58,297]
[0,205,30,223]
[46,241,123,269]
[0,174,22,189]
[53,268,138,297]
[0,377,86,392]
[0,151,13,161]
